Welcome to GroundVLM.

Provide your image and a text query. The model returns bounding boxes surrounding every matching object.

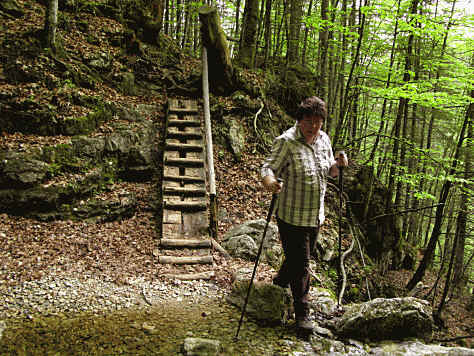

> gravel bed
[0,273,225,320]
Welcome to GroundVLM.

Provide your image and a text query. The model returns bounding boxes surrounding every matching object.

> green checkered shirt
[261,124,336,227]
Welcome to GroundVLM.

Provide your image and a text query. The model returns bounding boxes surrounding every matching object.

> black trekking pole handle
[235,186,279,340]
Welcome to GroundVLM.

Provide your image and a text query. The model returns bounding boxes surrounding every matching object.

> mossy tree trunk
[44,0,58,52]
[199,6,234,95]
[238,0,259,68]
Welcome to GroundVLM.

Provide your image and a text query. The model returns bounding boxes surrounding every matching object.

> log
[199,5,234,94]
[163,186,206,196]
[163,201,207,211]
[210,237,231,259]
[164,157,204,167]
[163,174,205,183]
[164,271,215,280]
[160,239,212,248]
[158,255,213,264]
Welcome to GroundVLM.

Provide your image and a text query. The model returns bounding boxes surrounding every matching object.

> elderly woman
[261,96,348,333]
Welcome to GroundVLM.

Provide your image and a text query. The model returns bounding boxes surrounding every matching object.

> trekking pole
[337,152,345,307]
[235,186,279,340]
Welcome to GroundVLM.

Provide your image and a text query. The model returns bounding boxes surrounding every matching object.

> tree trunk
[406,98,471,290]
[333,0,366,148]
[199,6,234,94]
[164,0,170,34]
[301,0,313,65]
[452,77,473,293]
[287,0,303,64]
[44,0,58,51]
[263,0,273,66]
[318,0,329,100]
[233,0,242,56]
[239,0,259,68]
[176,0,182,39]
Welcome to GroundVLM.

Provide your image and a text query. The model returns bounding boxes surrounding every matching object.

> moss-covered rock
[336,297,434,342]
[226,280,292,325]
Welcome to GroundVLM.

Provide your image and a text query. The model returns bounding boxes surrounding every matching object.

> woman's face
[298,115,323,143]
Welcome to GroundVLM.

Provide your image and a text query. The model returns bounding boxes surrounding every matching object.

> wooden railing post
[202,46,218,240]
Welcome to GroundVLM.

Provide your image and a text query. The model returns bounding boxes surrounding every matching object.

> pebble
[0,274,225,320]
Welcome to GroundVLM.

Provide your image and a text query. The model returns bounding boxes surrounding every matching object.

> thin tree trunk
[407,101,471,290]
[239,0,259,68]
[165,0,170,34]
[287,0,303,64]
[263,0,273,66]
[44,0,59,51]
[452,63,473,292]
[333,0,367,148]
[319,0,329,100]
[301,0,313,65]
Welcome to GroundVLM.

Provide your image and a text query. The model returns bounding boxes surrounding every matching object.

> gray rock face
[369,340,474,356]
[226,118,245,161]
[222,219,282,269]
[226,280,292,325]
[311,288,338,316]
[1,153,49,186]
[336,297,434,342]
[183,337,220,356]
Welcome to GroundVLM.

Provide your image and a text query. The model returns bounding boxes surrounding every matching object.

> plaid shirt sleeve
[261,136,289,179]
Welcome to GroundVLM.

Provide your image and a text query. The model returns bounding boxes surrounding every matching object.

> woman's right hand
[263,176,282,193]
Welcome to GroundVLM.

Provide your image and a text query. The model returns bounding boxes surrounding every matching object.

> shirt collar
[295,122,321,145]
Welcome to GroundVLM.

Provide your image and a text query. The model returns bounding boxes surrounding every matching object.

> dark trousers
[275,217,319,319]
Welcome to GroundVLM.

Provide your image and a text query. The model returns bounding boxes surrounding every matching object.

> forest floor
[0,0,472,353]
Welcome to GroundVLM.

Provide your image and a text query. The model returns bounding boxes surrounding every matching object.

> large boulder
[222,219,282,269]
[226,280,292,325]
[336,297,434,342]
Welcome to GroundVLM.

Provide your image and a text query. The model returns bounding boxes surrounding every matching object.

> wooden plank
[163,174,205,184]
[167,130,202,140]
[162,223,182,237]
[165,142,203,152]
[163,271,215,280]
[182,210,208,237]
[163,209,181,224]
[158,255,213,264]
[163,186,206,196]
[164,157,204,167]
[164,200,207,211]
[160,239,212,248]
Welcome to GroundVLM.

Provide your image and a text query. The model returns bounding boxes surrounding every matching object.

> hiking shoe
[272,276,290,289]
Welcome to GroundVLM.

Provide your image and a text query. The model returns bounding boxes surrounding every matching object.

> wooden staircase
[158,99,214,280]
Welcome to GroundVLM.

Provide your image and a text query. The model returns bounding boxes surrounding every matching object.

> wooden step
[165,142,203,152]
[163,174,205,184]
[164,200,207,211]
[164,271,215,280]
[167,131,203,140]
[168,119,201,127]
[164,157,204,167]
[160,239,212,248]
[163,186,206,197]
[158,255,213,264]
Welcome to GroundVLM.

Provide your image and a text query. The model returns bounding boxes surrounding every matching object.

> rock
[118,72,137,96]
[226,280,292,325]
[222,234,258,261]
[311,288,338,316]
[226,118,245,162]
[314,226,338,262]
[369,340,474,356]
[336,297,434,342]
[182,337,220,356]
[72,136,105,158]
[222,219,282,269]
[1,153,49,187]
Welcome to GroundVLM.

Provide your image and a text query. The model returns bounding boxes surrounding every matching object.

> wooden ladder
[159,98,214,280]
